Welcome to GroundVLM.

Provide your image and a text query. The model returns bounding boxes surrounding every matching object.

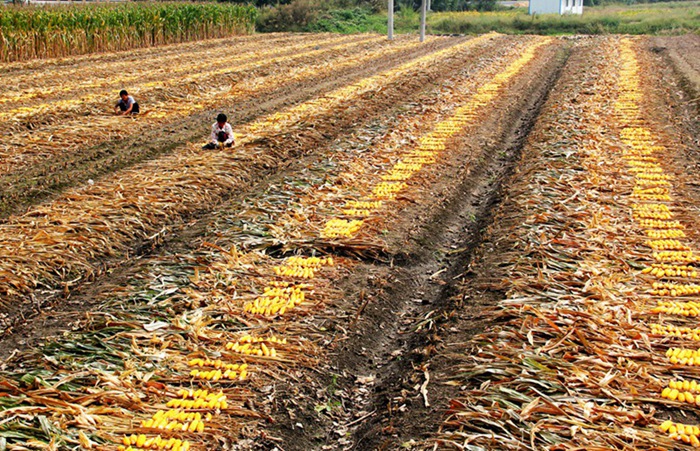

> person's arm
[210,124,218,145]
[224,123,235,145]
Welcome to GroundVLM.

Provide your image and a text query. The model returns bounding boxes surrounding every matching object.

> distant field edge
[254,2,699,36]
[425,7,700,36]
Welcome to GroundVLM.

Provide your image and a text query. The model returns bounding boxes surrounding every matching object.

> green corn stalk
[0,3,258,63]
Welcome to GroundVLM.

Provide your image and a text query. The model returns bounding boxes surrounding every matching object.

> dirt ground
[651,35,700,105]
[1,33,699,451]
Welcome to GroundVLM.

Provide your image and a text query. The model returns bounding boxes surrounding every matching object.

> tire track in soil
[0,36,453,219]
[350,42,569,449]
[0,36,513,362]
[261,39,572,450]
[642,37,700,213]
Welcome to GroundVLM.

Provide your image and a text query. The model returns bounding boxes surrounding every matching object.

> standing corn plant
[0,2,258,62]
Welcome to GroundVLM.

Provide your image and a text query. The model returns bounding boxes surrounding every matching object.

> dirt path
[650,34,700,103]
[261,37,570,451]
[644,35,700,197]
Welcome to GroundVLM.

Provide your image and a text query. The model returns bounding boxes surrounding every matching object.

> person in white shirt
[203,113,235,149]
[114,89,140,115]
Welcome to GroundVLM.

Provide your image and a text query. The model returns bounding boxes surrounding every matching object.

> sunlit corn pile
[206,35,548,250]
[198,35,550,256]
[0,244,338,448]
[190,35,540,262]
[613,38,700,447]
[433,36,698,449]
[243,34,485,137]
[0,35,480,305]
[0,34,377,124]
[104,250,340,450]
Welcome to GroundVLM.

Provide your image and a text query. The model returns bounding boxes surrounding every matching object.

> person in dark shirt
[115,89,140,115]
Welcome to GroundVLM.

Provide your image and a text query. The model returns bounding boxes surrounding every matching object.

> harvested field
[1,31,699,451]
[0,32,442,217]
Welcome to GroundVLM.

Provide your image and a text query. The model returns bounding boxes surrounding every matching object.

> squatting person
[203,113,235,149]
[115,90,140,115]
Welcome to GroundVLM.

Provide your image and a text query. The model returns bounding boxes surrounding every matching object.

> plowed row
[0,32,561,450]
[0,33,507,313]
[0,32,452,217]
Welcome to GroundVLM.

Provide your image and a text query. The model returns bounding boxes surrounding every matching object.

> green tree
[399,0,471,11]
[217,0,293,5]
[472,0,497,10]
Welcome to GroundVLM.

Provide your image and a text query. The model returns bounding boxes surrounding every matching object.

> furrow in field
[215,36,553,253]
[100,35,557,451]
[238,34,497,139]
[0,34,558,451]
[0,34,380,120]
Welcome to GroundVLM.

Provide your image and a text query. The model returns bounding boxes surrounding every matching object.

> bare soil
[642,36,700,232]
[650,35,700,104]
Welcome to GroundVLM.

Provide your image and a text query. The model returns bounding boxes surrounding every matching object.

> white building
[529,0,583,15]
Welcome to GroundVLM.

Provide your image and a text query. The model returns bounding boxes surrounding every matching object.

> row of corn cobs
[616,39,700,447]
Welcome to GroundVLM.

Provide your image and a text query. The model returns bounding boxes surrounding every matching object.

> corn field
[0,29,699,451]
[0,2,257,62]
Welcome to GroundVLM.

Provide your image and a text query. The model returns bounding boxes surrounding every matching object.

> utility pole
[388,0,394,40]
[420,0,427,42]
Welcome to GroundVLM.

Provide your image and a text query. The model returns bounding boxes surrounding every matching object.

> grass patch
[265,1,699,35]
[426,3,700,35]
[307,7,388,33]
